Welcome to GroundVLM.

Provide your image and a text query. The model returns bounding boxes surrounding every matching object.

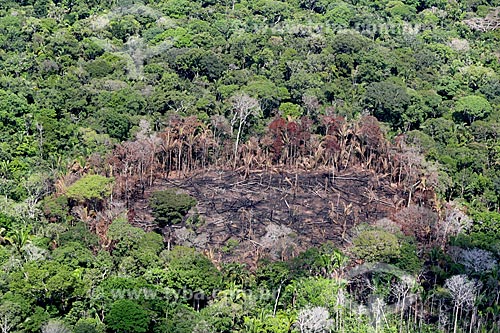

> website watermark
[92,262,418,318]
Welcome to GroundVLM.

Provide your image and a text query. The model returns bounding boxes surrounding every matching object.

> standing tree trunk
[230,93,261,169]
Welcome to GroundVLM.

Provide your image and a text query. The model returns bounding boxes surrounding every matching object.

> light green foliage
[151,27,193,47]
[0,0,499,332]
[107,216,164,270]
[159,0,201,18]
[283,277,341,310]
[325,2,354,27]
[5,227,33,254]
[244,311,295,333]
[163,246,221,294]
[352,229,401,262]
[79,128,114,156]
[73,318,106,333]
[279,102,303,119]
[52,241,94,268]
[92,276,152,312]
[66,175,114,203]
[9,261,87,311]
[243,77,287,115]
[454,95,492,124]
[386,0,416,19]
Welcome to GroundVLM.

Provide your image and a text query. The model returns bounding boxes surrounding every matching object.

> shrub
[42,194,69,223]
[66,174,114,210]
[352,229,400,263]
[73,318,105,333]
[149,189,197,227]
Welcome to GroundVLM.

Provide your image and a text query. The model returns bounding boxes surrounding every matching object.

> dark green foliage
[85,53,127,78]
[363,81,410,129]
[163,246,221,295]
[52,241,94,268]
[42,194,70,223]
[395,237,423,274]
[73,318,105,333]
[161,304,203,333]
[256,259,291,289]
[289,242,347,278]
[105,299,150,333]
[0,0,499,332]
[81,38,105,60]
[108,16,140,42]
[95,109,131,141]
[149,189,197,226]
[451,209,500,254]
[0,212,19,231]
[59,222,100,249]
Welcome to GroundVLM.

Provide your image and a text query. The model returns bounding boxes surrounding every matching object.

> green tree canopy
[105,299,150,333]
[453,95,492,125]
[66,175,114,203]
[149,189,197,226]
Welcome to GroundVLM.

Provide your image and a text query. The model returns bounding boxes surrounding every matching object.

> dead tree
[229,93,261,168]
[464,8,500,32]
[295,306,333,333]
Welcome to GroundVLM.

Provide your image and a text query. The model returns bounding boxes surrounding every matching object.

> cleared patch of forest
[122,163,438,266]
[131,168,402,267]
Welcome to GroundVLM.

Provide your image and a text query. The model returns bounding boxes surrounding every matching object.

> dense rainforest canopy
[0,0,499,332]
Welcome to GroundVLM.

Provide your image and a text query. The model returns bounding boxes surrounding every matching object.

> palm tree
[4,227,33,254]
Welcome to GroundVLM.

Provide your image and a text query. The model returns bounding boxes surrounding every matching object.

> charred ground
[129,167,410,268]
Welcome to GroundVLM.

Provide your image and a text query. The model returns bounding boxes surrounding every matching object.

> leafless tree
[390,276,417,333]
[370,297,388,333]
[174,227,195,246]
[295,306,333,333]
[260,223,295,260]
[211,115,231,163]
[436,203,472,246]
[192,320,215,333]
[464,7,500,32]
[22,243,48,262]
[394,205,438,245]
[445,275,482,333]
[229,93,261,167]
[449,247,497,274]
[302,95,320,117]
[41,320,70,333]
[23,174,50,220]
[0,302,21,333]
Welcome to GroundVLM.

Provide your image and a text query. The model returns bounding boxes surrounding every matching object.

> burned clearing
[130,168,407,268]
